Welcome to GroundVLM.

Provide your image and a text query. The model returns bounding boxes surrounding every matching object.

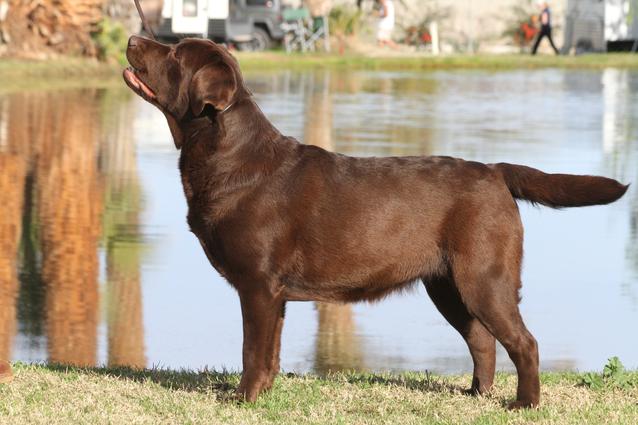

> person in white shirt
[376,0,398,48]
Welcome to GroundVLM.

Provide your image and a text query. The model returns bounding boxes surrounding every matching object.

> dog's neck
[177,97,298,230]
[178,97,295,213]
[216,97,281,149]
[180,116,212,143]
[179,97,280,149]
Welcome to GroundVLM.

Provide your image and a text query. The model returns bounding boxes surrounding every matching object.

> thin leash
[133,0,156,40]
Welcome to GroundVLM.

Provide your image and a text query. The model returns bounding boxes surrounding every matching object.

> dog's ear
[189,62,237,116]
[163,111,184,149]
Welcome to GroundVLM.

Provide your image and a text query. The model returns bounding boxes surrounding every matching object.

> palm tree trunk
[1,0,104,57]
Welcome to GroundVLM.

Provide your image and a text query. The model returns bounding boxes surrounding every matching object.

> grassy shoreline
[0,363,636,424]
[1,52,638,91]
[235,51,638,71]
[0,58,123,92]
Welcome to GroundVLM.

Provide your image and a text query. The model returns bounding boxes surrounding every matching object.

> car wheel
[251,27,272,51]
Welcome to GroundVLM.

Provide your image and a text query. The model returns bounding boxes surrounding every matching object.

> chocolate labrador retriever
[123,36,628,409]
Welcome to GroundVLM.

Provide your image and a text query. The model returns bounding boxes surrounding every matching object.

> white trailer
[156,0,284,50]
[605,0,638,50]
[563,0,638,53]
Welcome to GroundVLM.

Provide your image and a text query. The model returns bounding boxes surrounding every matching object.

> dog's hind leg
[442,194,539,408]
[453,267,540,409]
[236,287,286,402]
[424,277,496,395]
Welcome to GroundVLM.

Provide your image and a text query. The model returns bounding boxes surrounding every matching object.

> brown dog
[123,36,628,409]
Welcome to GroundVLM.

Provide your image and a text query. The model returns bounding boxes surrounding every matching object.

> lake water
[0,68,636,375]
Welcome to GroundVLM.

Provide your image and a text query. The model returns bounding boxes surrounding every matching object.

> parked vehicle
[156,0,285,51]
[563,0,638,53]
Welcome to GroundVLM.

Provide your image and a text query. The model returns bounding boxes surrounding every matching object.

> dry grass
[0,363,636,424]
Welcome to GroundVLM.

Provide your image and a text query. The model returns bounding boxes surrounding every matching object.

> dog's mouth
[123,67,156,100]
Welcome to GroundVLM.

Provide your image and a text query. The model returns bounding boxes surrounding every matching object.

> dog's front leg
[236,287,285,402]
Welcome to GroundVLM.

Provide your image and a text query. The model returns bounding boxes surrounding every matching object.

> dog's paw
[462,386,492,397]
[234,387,260,403]
[506,400,538,410]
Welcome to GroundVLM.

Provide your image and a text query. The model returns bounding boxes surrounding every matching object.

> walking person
[531,2,559,55]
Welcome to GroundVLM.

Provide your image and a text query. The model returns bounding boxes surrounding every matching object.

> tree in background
[329,5,362,53]
[0,0,159,59]
[0,0,103,58]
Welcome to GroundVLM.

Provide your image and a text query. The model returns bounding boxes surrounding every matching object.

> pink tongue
[139,80,155,98]
[125,69,155,98]
[124,68,138,88]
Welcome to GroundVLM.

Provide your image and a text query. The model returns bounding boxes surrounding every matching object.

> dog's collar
[218,102,235,114]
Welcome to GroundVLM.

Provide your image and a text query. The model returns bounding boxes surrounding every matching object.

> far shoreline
[1,52,637,92]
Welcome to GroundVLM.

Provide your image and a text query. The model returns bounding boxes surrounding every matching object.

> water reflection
[1,67,637,373]
[37,91,102,365]
[17,166,45,350]
[0,88,145,367]
[101,90,146,368]
[314,303,364,373]
[301,71,365,373]
[0,119,24,360]
[600,69,638,308]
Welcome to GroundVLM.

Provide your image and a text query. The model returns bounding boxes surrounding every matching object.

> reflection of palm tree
[0,153,26,360]
[0,92,39,360]
[36,90,103,366]
[303,71,334,151]
[303,71,365,373]
[1,93,47,348]
[100,89,146,368]
[1,88,146,367]
[314,303,364,373]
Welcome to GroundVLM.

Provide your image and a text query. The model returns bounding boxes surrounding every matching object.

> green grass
[1,363,637,424]
[0,58,122,92]
[1,52,638,92]
[234,51,638,71]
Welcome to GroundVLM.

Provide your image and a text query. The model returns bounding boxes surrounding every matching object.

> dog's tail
[489,162,629,208]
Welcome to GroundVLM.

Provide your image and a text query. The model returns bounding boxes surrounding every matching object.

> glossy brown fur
[124,36,629,409]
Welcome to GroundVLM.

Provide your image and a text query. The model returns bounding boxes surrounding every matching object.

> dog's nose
[128,36,139,49]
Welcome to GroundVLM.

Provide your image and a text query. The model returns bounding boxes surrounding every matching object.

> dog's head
[123,36,246,148]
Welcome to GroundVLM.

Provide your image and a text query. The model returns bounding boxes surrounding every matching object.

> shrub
[93,18,128,65]
[581,357,636,390]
